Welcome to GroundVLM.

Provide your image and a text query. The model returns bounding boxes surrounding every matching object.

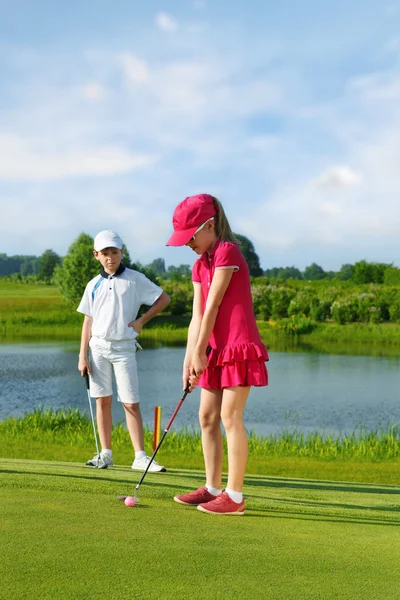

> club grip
[84,370,90,390]
[184,345,212,392]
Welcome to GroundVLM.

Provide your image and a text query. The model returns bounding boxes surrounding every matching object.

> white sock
[206,485,222,497]
[225,488,243,503]
[102,449,112,457]
[135,450,146,460]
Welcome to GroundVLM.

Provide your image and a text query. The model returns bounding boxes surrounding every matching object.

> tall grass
[1,408,399,461]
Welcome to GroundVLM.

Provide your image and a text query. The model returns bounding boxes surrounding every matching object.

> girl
[166,194,268,516]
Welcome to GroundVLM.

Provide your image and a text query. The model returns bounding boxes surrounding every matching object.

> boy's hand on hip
[128,318,143,335]
[78,357,90,377]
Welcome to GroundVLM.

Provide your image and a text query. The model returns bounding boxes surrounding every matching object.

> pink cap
[166,194,217,246]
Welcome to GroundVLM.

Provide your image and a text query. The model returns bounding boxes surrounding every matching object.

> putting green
[0,458,399,600]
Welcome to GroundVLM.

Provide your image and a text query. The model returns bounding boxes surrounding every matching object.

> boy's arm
[78,315,93,376]
[128,291,170,333]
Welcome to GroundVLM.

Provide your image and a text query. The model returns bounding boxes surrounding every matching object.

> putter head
[117,495,139,503]
[97,461,108,469]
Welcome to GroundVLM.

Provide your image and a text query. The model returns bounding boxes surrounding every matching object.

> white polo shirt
[77,265,163,342]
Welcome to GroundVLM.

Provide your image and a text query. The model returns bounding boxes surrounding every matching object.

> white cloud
[82,82,106,101]
[0,135,157,181]
[119,53,150,85]
[155,12,178,33]
[313,166,363,189]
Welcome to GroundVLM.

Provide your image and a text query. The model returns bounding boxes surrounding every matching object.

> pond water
[1,343,399,437]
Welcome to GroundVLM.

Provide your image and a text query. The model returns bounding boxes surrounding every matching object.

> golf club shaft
[84,371,101,458]
[134,346,212,496]
[135,389,189,493]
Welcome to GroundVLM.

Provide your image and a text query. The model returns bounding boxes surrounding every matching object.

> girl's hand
[188,350,208,390]
[128,317,143,335]
[78,356,90,377]
[182,363,191,392]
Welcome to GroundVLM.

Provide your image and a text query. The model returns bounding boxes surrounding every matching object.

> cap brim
[166,226,198,246]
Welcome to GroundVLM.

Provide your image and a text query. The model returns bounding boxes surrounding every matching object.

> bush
[331,296,359,324]
[270,286,296,319]
[288,291,313,317]
[388,290,400,322]
[251,285,272,320]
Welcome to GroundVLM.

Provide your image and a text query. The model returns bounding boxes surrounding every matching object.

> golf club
[118,346,211,503]
[84,370,107,469]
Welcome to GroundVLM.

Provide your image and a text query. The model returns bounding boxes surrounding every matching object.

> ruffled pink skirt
[199,342,269,390]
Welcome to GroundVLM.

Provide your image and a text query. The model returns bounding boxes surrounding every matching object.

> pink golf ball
[124,496,137,507]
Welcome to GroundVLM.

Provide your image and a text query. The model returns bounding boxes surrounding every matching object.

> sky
[1,0,400,271]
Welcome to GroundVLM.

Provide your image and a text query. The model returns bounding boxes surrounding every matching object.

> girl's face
[185,218,217,254]
[94,247,124,274]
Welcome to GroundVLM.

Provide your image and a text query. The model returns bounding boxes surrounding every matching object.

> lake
[1,343,399,437]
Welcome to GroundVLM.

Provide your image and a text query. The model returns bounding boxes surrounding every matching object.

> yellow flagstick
[153,406,162,451]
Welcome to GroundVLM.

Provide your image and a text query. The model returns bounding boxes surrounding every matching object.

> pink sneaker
[174,487,216,506]
[197,491,245,515]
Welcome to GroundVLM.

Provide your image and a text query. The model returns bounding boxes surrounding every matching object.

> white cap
[94,230,123,251]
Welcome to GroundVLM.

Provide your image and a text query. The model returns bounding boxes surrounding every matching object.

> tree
[148,258,166,276]
[38,249,61,282]
[303,263,326,280]
[337,264,354,280]
[121,244,132,268]
[234,233,263,277]
[54,233,99,305]
[279,266,303,280]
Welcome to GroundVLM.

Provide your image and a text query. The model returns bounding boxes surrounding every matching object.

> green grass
[1,409,400,485]
[1,458,399,600]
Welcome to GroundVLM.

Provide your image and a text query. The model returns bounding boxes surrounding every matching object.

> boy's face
[93,247,124,274]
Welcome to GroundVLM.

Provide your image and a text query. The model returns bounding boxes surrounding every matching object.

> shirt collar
[100,263,126,278]
[203,237,222,261]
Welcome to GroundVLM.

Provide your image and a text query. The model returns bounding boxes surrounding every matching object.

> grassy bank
[1,409,399,485]
[2,281,400,355]
[4,316,400,357]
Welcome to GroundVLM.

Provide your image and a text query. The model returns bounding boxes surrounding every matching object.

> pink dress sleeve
[192,259,202,283]
[214,242,240,271]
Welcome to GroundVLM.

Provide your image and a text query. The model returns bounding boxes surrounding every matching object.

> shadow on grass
[2,465,399,527]
[244,476,400,495]
[244,509,400,526]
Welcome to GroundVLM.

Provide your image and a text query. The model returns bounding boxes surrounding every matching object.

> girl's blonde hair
[212,197,237,243]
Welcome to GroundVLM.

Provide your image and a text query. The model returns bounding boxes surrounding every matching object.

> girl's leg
[199,388,223,489]
[96,395,113,450]
[122,402,144,452]
[220,386,251,492]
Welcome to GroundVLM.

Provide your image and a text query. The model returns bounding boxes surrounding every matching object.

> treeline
[2,232,400,291]
[264,261,398,284]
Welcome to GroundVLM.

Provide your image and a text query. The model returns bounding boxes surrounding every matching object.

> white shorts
[89,337,140,404]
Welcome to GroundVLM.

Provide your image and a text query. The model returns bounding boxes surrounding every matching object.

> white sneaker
[131,455,166,473]
[86,452,113,468]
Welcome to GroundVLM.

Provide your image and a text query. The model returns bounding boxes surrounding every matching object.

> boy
[77,230,170,471]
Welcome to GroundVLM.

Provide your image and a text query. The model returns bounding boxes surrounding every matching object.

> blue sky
[1,0,400,271]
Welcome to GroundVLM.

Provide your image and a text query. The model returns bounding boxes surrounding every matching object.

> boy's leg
[122,402,144,452]
[87,341,114,466]
[199,388,223,490]
[112,343,164,471]
[220,386,250,492]
[96,395,113,450]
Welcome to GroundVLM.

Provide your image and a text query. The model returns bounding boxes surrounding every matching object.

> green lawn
[1,458,399,600]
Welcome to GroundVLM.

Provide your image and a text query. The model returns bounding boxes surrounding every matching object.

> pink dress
[192,238,269,389]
